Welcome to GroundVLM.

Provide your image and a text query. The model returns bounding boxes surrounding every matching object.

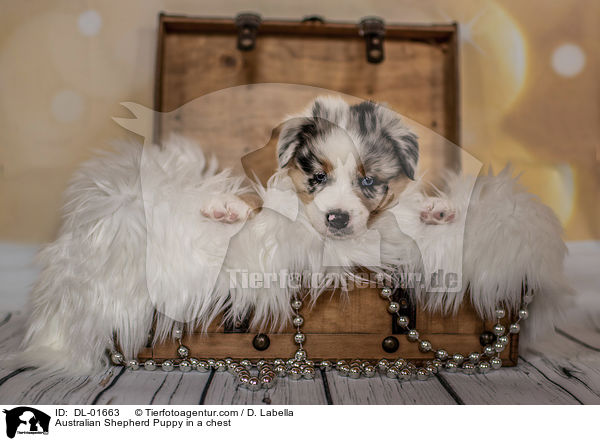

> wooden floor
[1,311,599,405]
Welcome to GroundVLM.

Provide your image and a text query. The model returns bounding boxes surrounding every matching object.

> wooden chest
[136,13,518,366]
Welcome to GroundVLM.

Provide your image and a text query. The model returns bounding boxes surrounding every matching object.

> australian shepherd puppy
[12,96,569,374]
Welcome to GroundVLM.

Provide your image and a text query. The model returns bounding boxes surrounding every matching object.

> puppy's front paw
[201,194,252,223]
[420,197,456,225]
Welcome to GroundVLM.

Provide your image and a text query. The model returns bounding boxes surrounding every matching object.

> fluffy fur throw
[10,136,572,374]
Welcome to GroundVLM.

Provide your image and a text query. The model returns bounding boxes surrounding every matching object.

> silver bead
[518,308,529,319]
[493,324,505,336]
[393,358,406,369]
[452,353,464,365]
[490,357,503,369]
[206,359,216,368]
[435,349,449,361]
[295,349,307,360]
[275,365,287,377]
[398,368,412,380]
[461,361,476,374]
[498,335,509,345]
[303,366,316,379]
[416,368,429,381]
[238,374,250,386]
[431,360,444,369]
[177,345,190,358]
[494,341,505,353]
[495,308,506,319]
[425,364,438,375]
[292,315,304,327]
[196,360,210,373]
[419,340,432,353]
[173,327,183,340]
[337,364,350,377]
[320,360,333,371]
[484,345,496,356]
[468,352,480,363]
[477,361,491,374]
[227,362,239,373]
[363,365,376,378]
[387,302,400,313]
[127,360,139,370]
[289,367,302,380]
[179,360,192,372]
[376,359,390,373]
[348,366,361,379]
[189,358,200,368]
[259,367,273,378]
[144,359,156,371]
[294,333,306,344]
[273,358,285,367]
[261,375,276,389]
[445,360,458,373]
[396,316,409,328]
[407,330,419,342]
[240,359,252,368]
[380,287,393,298]
[111,352,124,365]
[291,298,302,310]
[509,323,521,334]
[337,360,348,369]
[161,360,174,372]
[386,367,399,378]
[215,360,227,372]
[224,357,233,365]
[256,359,268,369]
[247,377,261,391]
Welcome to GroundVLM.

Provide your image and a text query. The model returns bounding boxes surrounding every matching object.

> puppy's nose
[326,210,350,230]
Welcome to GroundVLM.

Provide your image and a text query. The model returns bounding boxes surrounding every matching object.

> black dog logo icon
[3,407,50,438]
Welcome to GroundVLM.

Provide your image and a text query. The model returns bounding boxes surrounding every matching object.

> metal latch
[235,12,262,51]
[359,17,386,64]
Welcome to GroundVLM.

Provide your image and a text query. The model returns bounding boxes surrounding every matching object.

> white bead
[144,360,156,371]
[110,352,124,365]
[387,302,400,313]
[127,360,139,370]
[495,308,506,319]
[510,323,521,334]
[173,328,183,340]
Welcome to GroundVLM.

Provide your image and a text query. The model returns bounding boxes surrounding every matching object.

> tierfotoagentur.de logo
[3,407,50,439]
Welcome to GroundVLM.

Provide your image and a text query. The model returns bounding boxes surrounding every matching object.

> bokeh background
[1,0,598,247]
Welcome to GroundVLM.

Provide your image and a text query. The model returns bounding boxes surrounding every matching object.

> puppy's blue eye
[314,172,327,183]
[361,176,374,186]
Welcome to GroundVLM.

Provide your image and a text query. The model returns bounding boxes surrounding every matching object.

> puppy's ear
[394,130,419,180]
[376,105,419,180]
[277,117,315,168]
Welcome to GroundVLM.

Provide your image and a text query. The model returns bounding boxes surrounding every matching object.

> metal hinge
[359,17,386,64]
[235,12,262,51]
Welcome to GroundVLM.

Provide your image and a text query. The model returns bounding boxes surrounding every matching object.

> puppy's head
[277,96,418,239]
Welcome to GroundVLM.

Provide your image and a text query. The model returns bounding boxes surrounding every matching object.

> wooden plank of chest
[324,371,456,404]
[201,372,328,405]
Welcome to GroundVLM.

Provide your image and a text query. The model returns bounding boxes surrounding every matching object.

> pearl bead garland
[109,287,534,387]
